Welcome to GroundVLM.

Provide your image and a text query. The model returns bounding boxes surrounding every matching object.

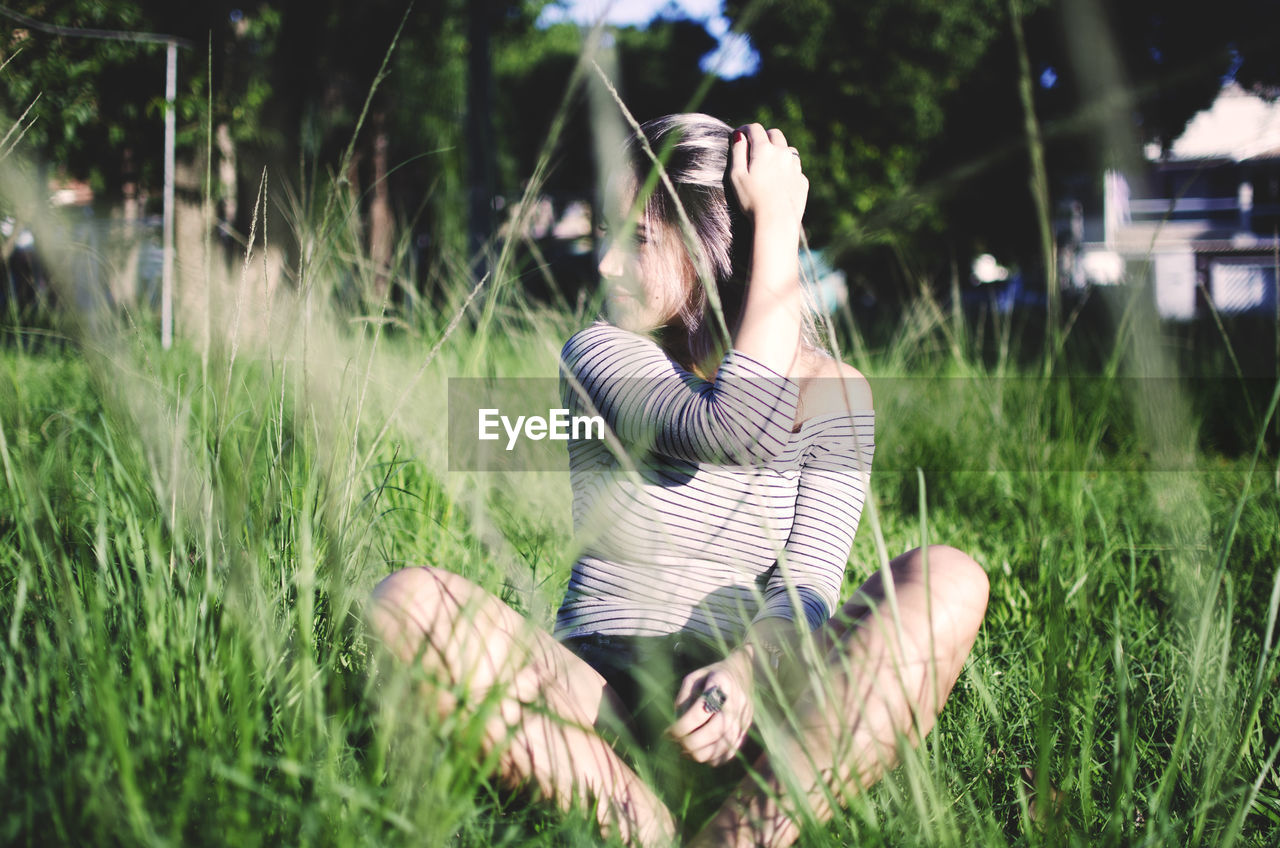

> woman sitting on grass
[370,114,989,847]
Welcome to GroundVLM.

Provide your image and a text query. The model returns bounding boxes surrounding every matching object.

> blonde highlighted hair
[624,113,824,375]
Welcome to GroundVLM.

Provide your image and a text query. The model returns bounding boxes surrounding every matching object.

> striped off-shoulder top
[554,320,875,646]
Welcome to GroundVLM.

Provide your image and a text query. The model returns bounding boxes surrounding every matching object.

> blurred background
[2,0,1279,367]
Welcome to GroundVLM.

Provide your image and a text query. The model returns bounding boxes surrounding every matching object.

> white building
[1080,83,1280,320]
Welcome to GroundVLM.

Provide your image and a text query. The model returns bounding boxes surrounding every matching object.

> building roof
[1163,82,1280,162]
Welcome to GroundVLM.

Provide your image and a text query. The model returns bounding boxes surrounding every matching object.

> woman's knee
[369,565,537,699]
[891,545,990,633]
[927,545,988,605]
[373,565,466,613]
[368,566,475,662]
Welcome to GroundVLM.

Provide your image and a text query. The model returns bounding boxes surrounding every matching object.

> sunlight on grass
[1,10,1278,848]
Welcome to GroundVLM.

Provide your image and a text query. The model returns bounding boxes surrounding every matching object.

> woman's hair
[624,113,822,374]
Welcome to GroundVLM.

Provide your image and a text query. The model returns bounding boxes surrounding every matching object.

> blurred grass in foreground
[1,242,1278,845]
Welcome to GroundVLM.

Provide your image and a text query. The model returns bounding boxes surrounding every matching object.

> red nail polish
[733,130,743,143]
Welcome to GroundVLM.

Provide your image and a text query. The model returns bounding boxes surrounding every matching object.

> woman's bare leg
[690,545,989,848]
[369,566,676,847]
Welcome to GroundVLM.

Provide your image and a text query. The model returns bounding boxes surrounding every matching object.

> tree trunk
[467,0,495,278]
[122,146,139,223]
[369,111,393,301]
[215,122,238,240]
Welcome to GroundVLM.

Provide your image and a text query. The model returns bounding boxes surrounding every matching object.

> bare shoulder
[796,352,873,423]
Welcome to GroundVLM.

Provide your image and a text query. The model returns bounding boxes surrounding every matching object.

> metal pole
[161,39,176,349]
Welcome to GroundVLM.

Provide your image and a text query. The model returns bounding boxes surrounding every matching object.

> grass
[1,252,1278,846]
[2,23,1279,846]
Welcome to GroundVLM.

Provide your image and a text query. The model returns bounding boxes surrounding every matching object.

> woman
[370,115,989,847]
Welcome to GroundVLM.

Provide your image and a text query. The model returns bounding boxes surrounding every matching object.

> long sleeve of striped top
[753,412,875,631]
[556,320,874,642]
[558,320,801,465]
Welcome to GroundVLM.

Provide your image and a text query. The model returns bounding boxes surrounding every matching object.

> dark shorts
[561,632,759,830]
[560,632,722,752]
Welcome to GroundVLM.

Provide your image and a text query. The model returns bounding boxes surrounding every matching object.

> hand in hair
[729,123,809,228]
[727,123,808,378]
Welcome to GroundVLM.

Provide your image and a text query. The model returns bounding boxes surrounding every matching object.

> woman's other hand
[666,649,755,766]
[729,123,808,227]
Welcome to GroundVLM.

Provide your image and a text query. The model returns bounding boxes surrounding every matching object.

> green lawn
[1,279,1276,846]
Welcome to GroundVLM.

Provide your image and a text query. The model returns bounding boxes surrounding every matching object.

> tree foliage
[0,1,168,190]
[4,0,1280,299]
[491,14,721,198]
[724,0,1008,258]
[717,0,1280,294]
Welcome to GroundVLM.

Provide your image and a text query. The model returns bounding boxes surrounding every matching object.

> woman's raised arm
[727,123,809,380]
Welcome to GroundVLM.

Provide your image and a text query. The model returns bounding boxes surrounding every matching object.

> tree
[722,0,1280,303]
[0,2,171,194]
[256,0,473,296]
[724,0,1006,263]
[490,15,722,196]
[922,0,1280,271]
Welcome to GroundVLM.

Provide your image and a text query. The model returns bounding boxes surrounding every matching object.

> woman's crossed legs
[687,544,989,847]
[368,545,988,847]
[368,566,676,846]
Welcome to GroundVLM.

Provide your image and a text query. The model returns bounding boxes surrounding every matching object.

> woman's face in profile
[597,190,692,334]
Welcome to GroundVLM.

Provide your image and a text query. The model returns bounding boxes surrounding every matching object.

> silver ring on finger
[701,685,727,714]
